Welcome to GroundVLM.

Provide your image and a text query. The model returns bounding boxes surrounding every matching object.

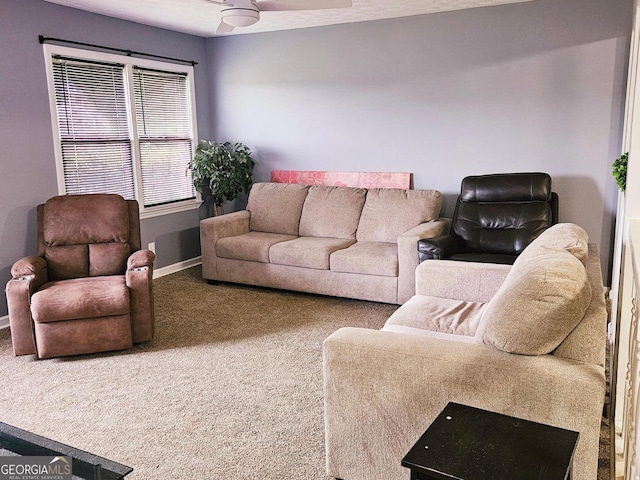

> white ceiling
[43,0,539,38]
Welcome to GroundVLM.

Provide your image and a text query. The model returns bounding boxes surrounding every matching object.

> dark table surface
[402,402,579,480]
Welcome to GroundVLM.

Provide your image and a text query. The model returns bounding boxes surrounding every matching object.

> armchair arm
[126,249,155,344]
[6,256,48,356]
[417,233,464,260]
[323,327,605,480]
[11,255,48,279]
[415,259,511,302]
[397,218,451,304]
[200,210,250,281]
[127,249,155,270]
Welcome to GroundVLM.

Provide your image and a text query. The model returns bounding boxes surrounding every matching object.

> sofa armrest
[200,210,251,280]
[415,259,511,302]
[6,256,49,356]
[126,249,156,344]
[417,234,464,260]
[323,327,605,480]
[396,218,451,304]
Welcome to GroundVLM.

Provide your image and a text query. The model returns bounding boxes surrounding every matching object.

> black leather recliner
[417,173,558,265]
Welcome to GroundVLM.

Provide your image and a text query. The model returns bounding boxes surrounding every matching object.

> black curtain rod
[39,35,198,66]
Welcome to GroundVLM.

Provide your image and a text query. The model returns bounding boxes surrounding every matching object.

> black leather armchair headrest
[460,172,552,203]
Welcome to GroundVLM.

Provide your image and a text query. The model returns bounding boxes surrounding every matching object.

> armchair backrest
[452,173,557,256]
[36,194,141,281]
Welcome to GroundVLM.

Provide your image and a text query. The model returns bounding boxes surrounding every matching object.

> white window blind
[133,67,195,207]
[52,57,135,200]
[46,46,198,216]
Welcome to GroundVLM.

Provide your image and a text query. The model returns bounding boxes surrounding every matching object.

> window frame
[43,44,200,219]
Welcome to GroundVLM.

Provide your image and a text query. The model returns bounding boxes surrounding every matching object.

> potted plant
[612,152,628,192]
[187,140,255,217]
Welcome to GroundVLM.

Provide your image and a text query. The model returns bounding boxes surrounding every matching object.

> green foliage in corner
[612,152,628,192]
[187,140,255,208]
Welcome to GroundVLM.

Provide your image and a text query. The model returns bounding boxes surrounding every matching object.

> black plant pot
[198,181,217,220]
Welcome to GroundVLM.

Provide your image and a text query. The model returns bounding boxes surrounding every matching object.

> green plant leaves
[186,140,255,208]
[612,152,628,192]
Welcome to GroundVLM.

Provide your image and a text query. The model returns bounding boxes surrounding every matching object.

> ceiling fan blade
[216,20,235,34]
[257,0,351,12]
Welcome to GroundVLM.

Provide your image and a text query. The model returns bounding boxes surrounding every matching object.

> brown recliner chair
[5,194,155,359]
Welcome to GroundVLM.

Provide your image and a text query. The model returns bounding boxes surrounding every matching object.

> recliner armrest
[11,255,48,280]
[127,249,155,270]
[6,256,48,356]
[126,249,155,344]
[417,234,464,261]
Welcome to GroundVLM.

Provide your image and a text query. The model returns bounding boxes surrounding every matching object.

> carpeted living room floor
[0,266,612,479]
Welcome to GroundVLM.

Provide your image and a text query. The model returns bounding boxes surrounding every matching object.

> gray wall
[0,0,212,316]
[0,0,632,318]
[208,0,632,283]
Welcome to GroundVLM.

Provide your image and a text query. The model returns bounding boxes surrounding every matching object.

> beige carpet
[0,266,396,479]
[0,266,611,479]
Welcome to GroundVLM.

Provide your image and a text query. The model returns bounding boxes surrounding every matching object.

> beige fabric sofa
[323,223,607,480]
[200,182,449,304]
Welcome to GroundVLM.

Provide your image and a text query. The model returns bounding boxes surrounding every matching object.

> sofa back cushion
[514,222,589,267]
[247,183,310,236]
[478,249,591,355]
[553,243,607,365]
[356,189,442,243]
[299,185,367,239]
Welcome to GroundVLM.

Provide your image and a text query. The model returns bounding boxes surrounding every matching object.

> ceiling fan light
[222,9,260,27]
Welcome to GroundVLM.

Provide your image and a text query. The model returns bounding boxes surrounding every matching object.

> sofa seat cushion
[31,276,129,323]
[247,183,309,235]
[299,185,366,239]
[269,237,355,270]
[330,241,398,277]
[384,295,486,336]
[217,232,298,263]
[479,249,592,355]
[381,324,481,343]
[356,188,442,243]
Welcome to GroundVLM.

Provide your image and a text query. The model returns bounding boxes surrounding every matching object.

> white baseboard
[0,257,201,330]
[153,256,201,279]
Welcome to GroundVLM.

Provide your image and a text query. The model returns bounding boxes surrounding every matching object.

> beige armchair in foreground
[323,224,607,480]
[5,194,155,359]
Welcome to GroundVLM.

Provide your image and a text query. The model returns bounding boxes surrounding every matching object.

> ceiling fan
[208,0,353,34]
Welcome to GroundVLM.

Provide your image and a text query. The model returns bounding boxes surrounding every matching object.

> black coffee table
[402,402,579,480]
[0,422,132,480]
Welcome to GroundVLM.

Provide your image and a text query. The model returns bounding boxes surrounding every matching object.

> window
[44,45,199,218]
